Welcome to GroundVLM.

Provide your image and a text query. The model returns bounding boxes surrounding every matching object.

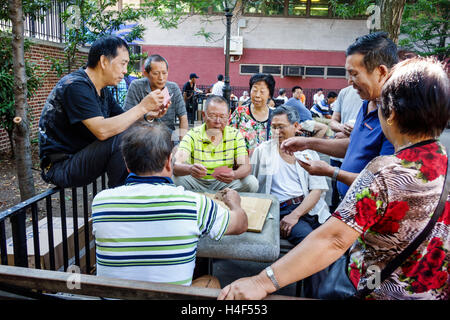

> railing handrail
[0,265,307,300]
[0,187,61,222]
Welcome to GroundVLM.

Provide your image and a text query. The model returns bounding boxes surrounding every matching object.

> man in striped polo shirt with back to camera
[173,95,259,192]
[92,122,248,286]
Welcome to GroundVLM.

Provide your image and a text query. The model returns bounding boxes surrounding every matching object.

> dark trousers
[42,134,128,189]
[186,100,197,124]
[329,159,342,213]
[280,203,328,298]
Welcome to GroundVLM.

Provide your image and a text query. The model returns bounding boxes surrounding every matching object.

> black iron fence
[0,174,106,275]
[196,85,341,108]
[0,0,67,43]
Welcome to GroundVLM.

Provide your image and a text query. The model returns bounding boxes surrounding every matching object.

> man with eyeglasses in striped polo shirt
[92,122,248,286]
[173,95,259,193]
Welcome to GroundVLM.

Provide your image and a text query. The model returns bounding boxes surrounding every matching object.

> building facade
[139,1,369,98]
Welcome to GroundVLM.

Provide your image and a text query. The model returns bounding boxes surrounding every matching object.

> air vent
[283,66,304,76]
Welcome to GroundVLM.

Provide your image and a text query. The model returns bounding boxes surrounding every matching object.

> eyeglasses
[206,113,228,121]
[270,124,289,131]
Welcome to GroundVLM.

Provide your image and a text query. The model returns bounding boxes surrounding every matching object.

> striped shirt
[92,174,230,285]
[178,124,247,179]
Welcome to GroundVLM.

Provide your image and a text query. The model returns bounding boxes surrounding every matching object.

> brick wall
[0,40,88,153]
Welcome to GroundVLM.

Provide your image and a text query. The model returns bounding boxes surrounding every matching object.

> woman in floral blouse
[229,73,275,156]
[219,58,449,300]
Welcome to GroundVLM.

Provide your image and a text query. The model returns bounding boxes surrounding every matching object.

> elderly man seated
[173,95,259,192]
[250,105,330,298]
[92,122,248,287]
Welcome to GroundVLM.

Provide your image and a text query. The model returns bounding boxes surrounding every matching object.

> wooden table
[197,193,280,263]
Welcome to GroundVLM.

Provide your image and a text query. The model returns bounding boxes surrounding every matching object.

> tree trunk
[9,0,36,201]
[380,0,406,44]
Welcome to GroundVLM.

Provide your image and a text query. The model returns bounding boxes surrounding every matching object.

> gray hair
[121,122,173,175]
[205,95,229,112]
[271,105,300,124]
[144,54,169,73]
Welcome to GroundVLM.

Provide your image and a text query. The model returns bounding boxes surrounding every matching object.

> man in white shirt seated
[239,91,250,106]
[92,122,248,287]
[313,88,325,106]
[250,105,330,298]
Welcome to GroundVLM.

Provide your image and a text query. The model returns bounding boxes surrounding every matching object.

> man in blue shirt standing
[281,32,397,200]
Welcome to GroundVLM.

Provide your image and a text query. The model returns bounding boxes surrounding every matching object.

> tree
[329,0,406,43]
[61,0,224,74]
[7,0,36,201]
[1,0,223,201]
[0,35,44,157]
[399,0,449,61]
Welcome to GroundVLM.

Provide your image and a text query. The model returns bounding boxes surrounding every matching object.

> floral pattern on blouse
[333,140,449,300]
[229,105,272,155]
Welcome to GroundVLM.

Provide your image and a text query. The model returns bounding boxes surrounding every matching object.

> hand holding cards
[294,152,311,165]
[161,87,171,107]
[212,166,232,179]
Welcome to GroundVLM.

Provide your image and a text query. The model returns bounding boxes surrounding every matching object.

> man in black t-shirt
[182,73,202,124]
[39,36,166,188]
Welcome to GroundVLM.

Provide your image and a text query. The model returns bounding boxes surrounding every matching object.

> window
[242,0,361,19]
[327,67,346,78]
[262,65,282,75]
[240,64,260,74]
[288,0,307,16]
[241,64,345,79]
[305,66,325,76]
[309,0,330,17]
[243,0,285,16]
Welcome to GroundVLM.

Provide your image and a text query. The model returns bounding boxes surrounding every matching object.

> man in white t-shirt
[275,88,288,103]
[312,88,325,106]
[92,122,248,287]
[250,105,330,297]
[239,91,250,106]
[211,74,225,96]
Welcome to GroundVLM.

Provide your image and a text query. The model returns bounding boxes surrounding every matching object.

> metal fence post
[10,209,28,267]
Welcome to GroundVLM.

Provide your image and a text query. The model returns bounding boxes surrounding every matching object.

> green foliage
[0,33,44,149]
[331,0,449,60]
[399,0,449,60]
[0,0,53,20]
[329,0,375,18]
[59,0,223,74]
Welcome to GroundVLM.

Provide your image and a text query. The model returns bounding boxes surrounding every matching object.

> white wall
[142,14,368,51]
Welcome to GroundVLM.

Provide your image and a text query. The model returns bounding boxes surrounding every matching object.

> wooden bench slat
[0,265,307,300]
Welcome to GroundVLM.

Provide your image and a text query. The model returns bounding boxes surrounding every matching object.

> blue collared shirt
[125,173,174,186]
[337,100,395,197]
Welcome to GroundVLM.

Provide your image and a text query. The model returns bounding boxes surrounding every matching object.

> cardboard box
[6,217,95,272]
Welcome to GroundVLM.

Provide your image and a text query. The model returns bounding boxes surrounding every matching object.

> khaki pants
[314,117,334,137]
[191,275,221,289]
[173,174,259,193]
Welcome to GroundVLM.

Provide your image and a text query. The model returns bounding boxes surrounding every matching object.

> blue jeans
[280,203,327,298]
[280,203,321,245]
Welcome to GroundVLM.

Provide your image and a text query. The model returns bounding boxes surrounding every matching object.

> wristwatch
[332,166,340,182]
[143,113,154,123]
[265,266,280,290]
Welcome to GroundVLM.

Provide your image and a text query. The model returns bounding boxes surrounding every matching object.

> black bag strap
[356,151,450,299]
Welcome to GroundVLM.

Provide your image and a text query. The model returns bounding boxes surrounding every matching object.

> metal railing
[0,174,106,275]
[0,0,67,43]
[196,85,340,108]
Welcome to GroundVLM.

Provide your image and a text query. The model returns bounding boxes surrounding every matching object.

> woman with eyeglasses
[229,73,276,156]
